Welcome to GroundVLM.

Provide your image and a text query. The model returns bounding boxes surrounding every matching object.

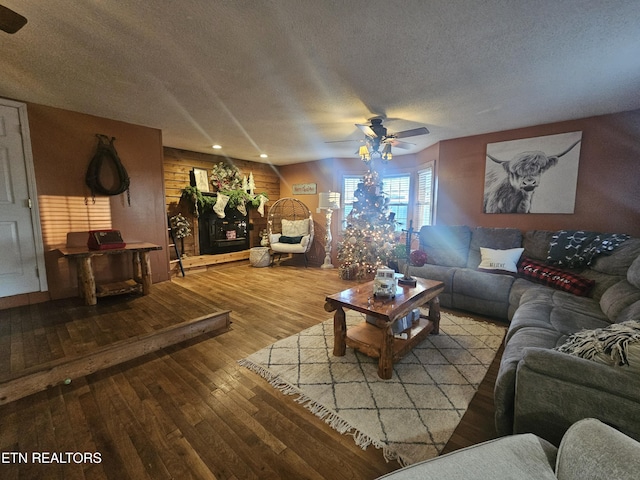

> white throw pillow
[269,233,281,244]
[282,218,309,237]
[478,247,524,273]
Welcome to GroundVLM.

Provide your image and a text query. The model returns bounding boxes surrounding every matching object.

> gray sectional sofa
[403,225,640,445]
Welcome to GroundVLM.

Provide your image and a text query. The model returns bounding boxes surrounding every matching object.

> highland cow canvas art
[483,131,582,214]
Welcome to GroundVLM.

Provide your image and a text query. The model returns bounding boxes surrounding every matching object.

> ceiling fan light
[358,145,371,162]
[382,143,392,162]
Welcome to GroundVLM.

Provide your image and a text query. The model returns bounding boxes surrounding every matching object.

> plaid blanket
[547,230,630,268]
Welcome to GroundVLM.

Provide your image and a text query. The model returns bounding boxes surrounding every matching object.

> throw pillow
[279,235,303,244]
[547,230,630,268]
[477,247,524,274]
[556,320,640,373]
[409,250,427,267]
[517,256,595,296]
[282,218,309,237]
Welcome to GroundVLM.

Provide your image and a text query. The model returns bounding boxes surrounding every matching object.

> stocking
[237,200,247,216]
[257,194,267,217]
[213,193,229,218]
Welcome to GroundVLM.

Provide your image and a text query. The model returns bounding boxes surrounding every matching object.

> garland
[181,185,268,216]
[181,163,269,216]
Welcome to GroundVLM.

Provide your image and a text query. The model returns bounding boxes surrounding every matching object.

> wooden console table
[58,243,162,305]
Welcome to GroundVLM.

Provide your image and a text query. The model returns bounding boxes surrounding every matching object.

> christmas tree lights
[337,168,398,280]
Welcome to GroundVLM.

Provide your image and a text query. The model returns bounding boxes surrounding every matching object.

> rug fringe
[238,357,407,465]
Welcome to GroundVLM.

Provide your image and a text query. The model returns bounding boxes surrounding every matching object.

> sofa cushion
[590,237,640,277]
[407,263,456,309]
[478,247,524,274]
[376,432,557,480]
[508,279,548,319]
[555,418,640,480]
[419,225,471,267]
[578,269,625,300]
[467,227,523,268]
[494,327,566,436]
[522,230,556,262]
[556,320,640,372]
[616,300,640,324]
[627,254,640,289]
[517,257,595,297]
[600,280,640,322]
[510,289,608,343]
[451,268,515,319]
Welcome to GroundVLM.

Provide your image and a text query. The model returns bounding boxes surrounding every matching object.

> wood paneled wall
[163,148,280,256]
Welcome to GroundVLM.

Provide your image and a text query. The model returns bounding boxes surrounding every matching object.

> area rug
[238,311,506,466]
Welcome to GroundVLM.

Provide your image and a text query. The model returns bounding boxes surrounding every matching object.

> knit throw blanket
[547,230,630,268]
[557,320,640,369]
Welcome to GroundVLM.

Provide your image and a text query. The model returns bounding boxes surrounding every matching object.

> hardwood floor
[0,260,506,479]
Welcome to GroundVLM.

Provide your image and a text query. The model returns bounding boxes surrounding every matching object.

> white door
[0,100,47,297]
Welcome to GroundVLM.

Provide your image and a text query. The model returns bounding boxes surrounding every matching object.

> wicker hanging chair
[267,197,314,266]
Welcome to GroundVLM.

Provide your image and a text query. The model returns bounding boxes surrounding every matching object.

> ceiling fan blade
[387,139,414,150]
[0,5,27,34]
[393,127,429,139]
[325,139,362,144]
[356,123,376,138]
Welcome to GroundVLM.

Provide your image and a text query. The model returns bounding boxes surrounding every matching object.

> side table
[58,243,162,305]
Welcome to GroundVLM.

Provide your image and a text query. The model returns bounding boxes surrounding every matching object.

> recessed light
[212,144,222,149]
[260,153,268,158]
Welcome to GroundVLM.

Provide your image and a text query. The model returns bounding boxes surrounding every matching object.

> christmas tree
[337,168,398,280]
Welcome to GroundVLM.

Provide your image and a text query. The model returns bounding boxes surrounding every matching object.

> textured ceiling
[2,1,639,165]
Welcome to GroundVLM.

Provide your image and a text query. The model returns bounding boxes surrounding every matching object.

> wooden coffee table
[325,277,445,379]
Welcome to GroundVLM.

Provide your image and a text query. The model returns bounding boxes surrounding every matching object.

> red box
[87,230,126,250]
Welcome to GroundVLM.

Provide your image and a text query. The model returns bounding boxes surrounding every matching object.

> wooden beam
[0,310,231,405]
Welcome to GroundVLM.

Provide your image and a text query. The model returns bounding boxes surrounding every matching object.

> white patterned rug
[239,311,506,466]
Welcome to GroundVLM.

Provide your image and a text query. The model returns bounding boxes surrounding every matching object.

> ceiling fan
[328,117,429,162]
[356,117,429,151]
[0,4,27,34]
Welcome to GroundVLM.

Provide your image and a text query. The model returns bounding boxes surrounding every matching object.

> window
[342,175,361,222]
[383,174,410,231]
[341,173,411,231]
[413,162,435,229]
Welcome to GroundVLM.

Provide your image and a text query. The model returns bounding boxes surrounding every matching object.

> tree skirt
[238,311,506,466]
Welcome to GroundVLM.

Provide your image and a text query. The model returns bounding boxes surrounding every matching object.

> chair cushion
[270,241,308,254]
[282,218,309,237]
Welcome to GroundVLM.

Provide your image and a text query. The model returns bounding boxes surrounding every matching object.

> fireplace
[198,207,249,255]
